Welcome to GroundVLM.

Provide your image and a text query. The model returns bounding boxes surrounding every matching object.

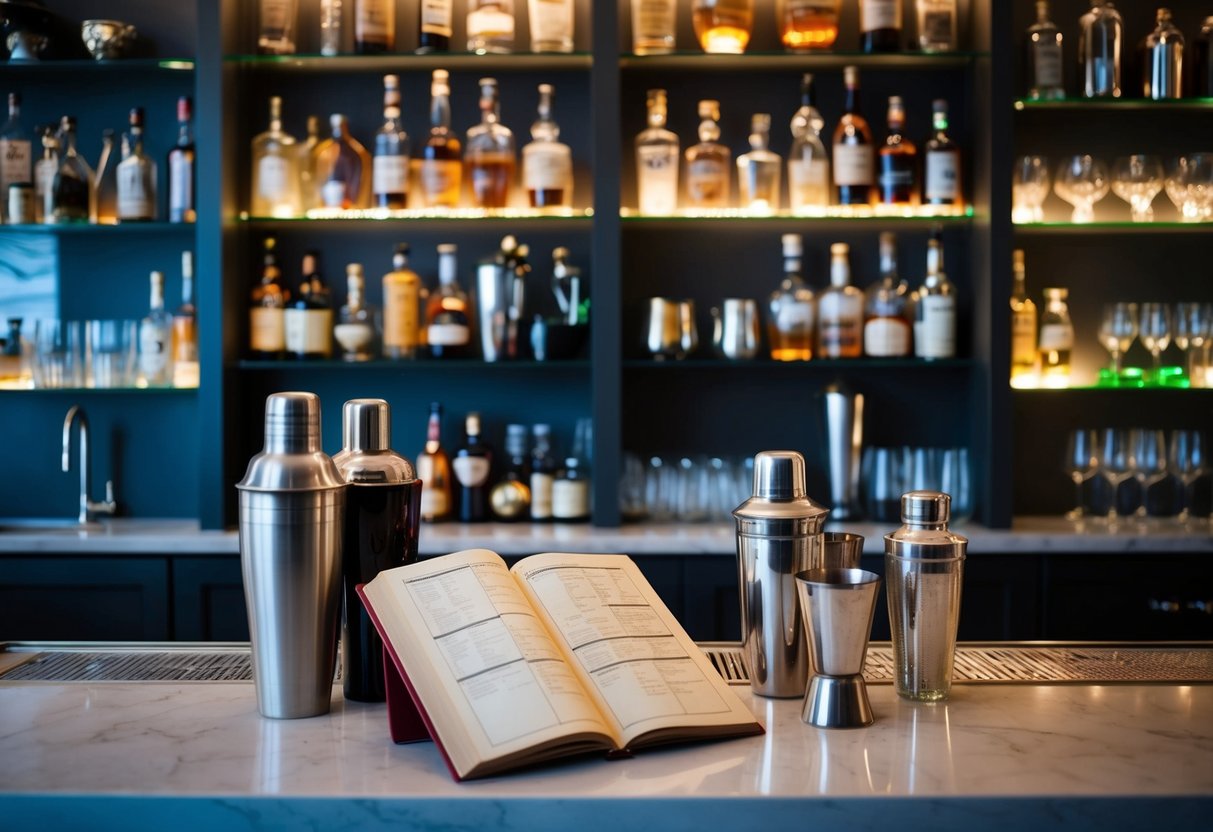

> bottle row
[0,94,196,225]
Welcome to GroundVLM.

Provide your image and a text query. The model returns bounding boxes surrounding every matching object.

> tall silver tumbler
[884,491,967,702]
[733,450,829,698]
[237,392,347,719]
[823,383,863,520]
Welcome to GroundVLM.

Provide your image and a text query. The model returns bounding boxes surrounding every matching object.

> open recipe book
[357,549,763,781]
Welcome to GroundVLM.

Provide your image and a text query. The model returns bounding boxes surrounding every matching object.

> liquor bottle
[117,108,156,222]
[34,126,58,224]
[1080,1,1122,98]
[373,74,409,209]
[635,89,679,215]
[167,97,195,223]
[529,0,574,53]
[1196,17,1213,98]
[860,0,902,53]
[249,236,288,359]
[382,243,422,359]
[335,263,378,361]
[913,231,956,360]
[863,232,912,358]
[923,99,962,209]
[416,402,454,522]
[297,115,320,210]
[684,100,730,210]
[878,96,917,207]
[425,243,472,357]
[50,116,93,224]
[490,424,532,521]
[737,114,780,214]
[833,66,874,207]
[0,93,31,224]
[417,0,453,53]
[285,252,334,360]
[313,113,371,210]
[552,418,591,523]
[1009,249,1038,387]
[467,0,515,54]
[419,70,462,209]
[250,96,300,218]
[692,0,754,55]
[767,233,814,361]
[529,423,557,521]
[93,130,121,225]
[522,84,573,210]
[816,243,864,359]
[355,0,395,53]
[778,0,839,51]
[465,78,515,210]
[915,0,956,53]
[1142,8,1184,100]
[454,412,493,522]
[258,0,298,54]
[1038,288,1073,387]
[172,251,199,389]
[319,0,343,56]
[1026,1,1065,101]
[631,0,676,55]
[788,73,829,215]
[139,271,174,387]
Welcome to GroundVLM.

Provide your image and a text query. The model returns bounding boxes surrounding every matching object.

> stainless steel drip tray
[3,641,1213,685]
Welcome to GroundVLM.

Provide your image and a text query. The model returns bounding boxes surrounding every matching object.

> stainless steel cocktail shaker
[733,450,829,698]
[237,392,346,719]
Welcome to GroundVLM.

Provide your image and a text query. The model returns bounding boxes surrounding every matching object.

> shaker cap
[237,391,346,493]
[902,490,951,524]
[333,398,416,485]
[733,450,829,528]
[754,450,806,500]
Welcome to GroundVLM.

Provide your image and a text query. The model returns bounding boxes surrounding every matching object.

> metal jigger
[795,567,882,729]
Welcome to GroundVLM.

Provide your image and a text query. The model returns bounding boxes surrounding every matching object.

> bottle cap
[237,392,347,492]
[902,490,951,524]
[752,450,807,501]
[342,398,391,452]
[844,65,859,86]
[782,233,802,258]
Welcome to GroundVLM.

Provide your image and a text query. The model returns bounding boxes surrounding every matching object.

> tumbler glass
[88,319,137,388]
[32,319,83,389]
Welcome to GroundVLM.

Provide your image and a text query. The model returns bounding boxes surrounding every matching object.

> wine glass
[1174,302,1213,388]
[1138,302,1172,377]
[1054,154,1109,223]
[1098,428,1136,521]
[1111,155,1163,222]
[1012,155,1050,223]
[1064,429,1098,521]
[1165,154,1213,222]
[1098,302,1138,378]
[1169,430,1208,522]
[1131,428,1167,518]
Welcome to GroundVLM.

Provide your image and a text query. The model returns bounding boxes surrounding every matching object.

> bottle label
[686,157,728,203]
[383,278,420,350]
[864,316,911,357]
[1034,43,1063,87]
[426,322,470,346]
[552,478,589,519]
[419,480,450,518]
[117,164,154,219]
[775,301,813,331]
[468,8,515,38]
[1038,322,1073,351]
[258,156,290,200]
[1012,310,1037,364]
[531,0,571,43]
[170,153,192,213]
[333,322,374,353]
[915,294,956,358]
[861,0,900,30]
[260,0,291,30]
[925,151,960,201]
[530,471,554,519]
[635,0,674,36]
[421,0,453,35]
[373,154,408,197]
[453,455,490,487]
[356,0,393,39]
[832,144,874,186]
[920,11,954,43]
[420,160,460,202]
[138,322,170,380]
[250,307,286,352]
[817,292,863,354]
[284,308,333,355]
[636,145,679,213]
[35,158,55,218]
[524,147,571,192]
[878,162,914,188]
[0,139,32,194]
[788,158,829,208]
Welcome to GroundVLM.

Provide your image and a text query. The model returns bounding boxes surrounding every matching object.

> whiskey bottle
[167,97,195,223]
[354,0,395,53]
[1010,249,1038,386]
[692,0,754,55]
[878,96,917,208]
[631,0,676,55]
[737,113,781,214]
[250,96,300,218]
[1038,288,1073,386]
[1142,8,1184,100]
[466,78,515,210]
[860,0,902,53]
[319,0,342,56]
[529,0,574,53]
[425,244,472,357]
[454,412,493,522]
[297,115,320,211]
[382,243,422,359]
[767,233,815,361]
[1080,1,1122,98]
[635,89,679,215]
[863,232,912,358]
[258,0,298,54]
[817,242,864,359]
[373,75,409,209]
[249,236,288,359]
[923,100,962,209]
[285,252,334,360]
[138,271,174,387]
[468,0,515,54]
[490,424,532,521]
[50,116,93,224]
[0,93,31,224]
[788,73,829,215]
[684,100,730,210]
[417,403,454,522]
[314,113,371,210]
[913,231,956,359]
[529,423,556,521]
[1026,1,1065,101]
[33,126,58,224]
[117,107,156,222]
[833,66,874,207]
[94,130,120,225]
[522,84,573,210]
[552,418,591,523]
[419,70,462,209]
[778,0,839,51]
[335,263,378,361]
[916,0,957,53]
[171,251,199,389]
[417,0,453,53]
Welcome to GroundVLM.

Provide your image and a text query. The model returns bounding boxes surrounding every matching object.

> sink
[0,518,107,533]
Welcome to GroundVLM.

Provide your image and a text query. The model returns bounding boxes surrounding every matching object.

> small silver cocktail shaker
[237,392,346,719]
[884,491,967,702]
[733,450,829,698]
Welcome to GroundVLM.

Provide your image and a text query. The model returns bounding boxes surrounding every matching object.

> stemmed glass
[1054,154,1109,223]
[1098,428,1136,521]
[1174,302,1213,388]
[1098,302,1138,378]
[1169,430,1208,522]
[1012,155,1050,223]
[1131,428,1167,518]
[1138,303,1172,377]
[1165,154,1213,222]
[1064,429,1098,521]
[1111,155,1163,222]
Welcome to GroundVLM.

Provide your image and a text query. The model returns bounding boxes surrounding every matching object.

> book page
[512,553,759,748]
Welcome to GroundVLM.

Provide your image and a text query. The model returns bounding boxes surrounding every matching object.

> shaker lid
[237,392,346,493]
[885,490,967,560]
[733,450,830,524]
[332,398,416,485]
[902,491,950,524]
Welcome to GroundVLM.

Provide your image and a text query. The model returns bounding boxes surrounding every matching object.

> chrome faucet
[62,405,117,524]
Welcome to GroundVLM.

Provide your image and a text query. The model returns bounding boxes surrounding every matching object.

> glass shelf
[225,52,590,72]
[619,51,986,71]
[0,386,197,394]
[240,209,593,226]
[0,222,194,235]
[1013,221,1212,234]
[236,359,590,371]
[1014,97,1213,111]
[622,207,975,226]
[0,58,194,72]
[624,358,976,369]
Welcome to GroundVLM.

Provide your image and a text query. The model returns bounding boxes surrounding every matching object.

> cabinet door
[0,557,169,641]
[172,557,249,641]
[682,557,741,643]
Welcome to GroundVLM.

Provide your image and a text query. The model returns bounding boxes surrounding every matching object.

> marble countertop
[1,678,1210,830]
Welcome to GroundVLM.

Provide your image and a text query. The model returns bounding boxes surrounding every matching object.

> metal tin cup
[820,531,864,570]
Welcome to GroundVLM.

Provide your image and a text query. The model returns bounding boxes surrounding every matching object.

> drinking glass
[1131,428,1167,517]
[940,448,972,523]
[1098,302,1138,376]
[1054,155,1109,223]
[1097,428,1136,520]
[1111,155,1163,222]
[706,457,737,517]
[1165,154,1213,222]
[1064,429,1097,520]
[644,456,677,521]
[863,446,905,523]
[32,319,83,389]
[619,452,647,521]
[1138,303,1172,374]
[1169,430,1208,521]
[675,456,710,522]
[88,319,137,388]
[1011,155,1050,223]
[1174,302,1213,387]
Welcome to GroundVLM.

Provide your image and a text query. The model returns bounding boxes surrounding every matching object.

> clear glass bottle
[522,83,573,210]
[860,0,902,53]
[34,126,58,224]
[1142,7,1184,99]
[817,243,864,358]
[737,113,780,214]
[172,251,199,389]
[258,0,298,54]
[167,97,195,223]
[692,0,754,54]
[249,236,288,359]
[285,252,334,360]
[455,412,494,522]
[419,70,462,209]
[1009,249,1038,387]
[297,115,320,211]
[635,88,679,215]
[50,116,93,224]
[833,66,874,207]
[425,244,473,358]
[467,0,515,54]
[0,93,31,224]
[382,243,422,359]
[92,129,116,225]
[778,0,839,51]
[864,232,912,357]
[313,113,372,210]
[319,0,343,56]
[355,0,395,53]
[373,74,409,209]
[1038,287,1074,387]
[1027,1,1065,101]
[1080,1,1123,98]
[923,99,962,208]
[250,96,300,218]
[552,418,591,523]
[417,402,454,522]
[913,231,956,359]
[417,0,453,53]
[117,107,156,223]
[684,99,730,210]
[335,263,378,362]
[631,0,675,55]
[788,73,830,215]
[465,78,515,210]
[138,270,174,387]
[878,96,917,207]
[529,0,574,53]
[768,233,815,361]
[915,0,956,53]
